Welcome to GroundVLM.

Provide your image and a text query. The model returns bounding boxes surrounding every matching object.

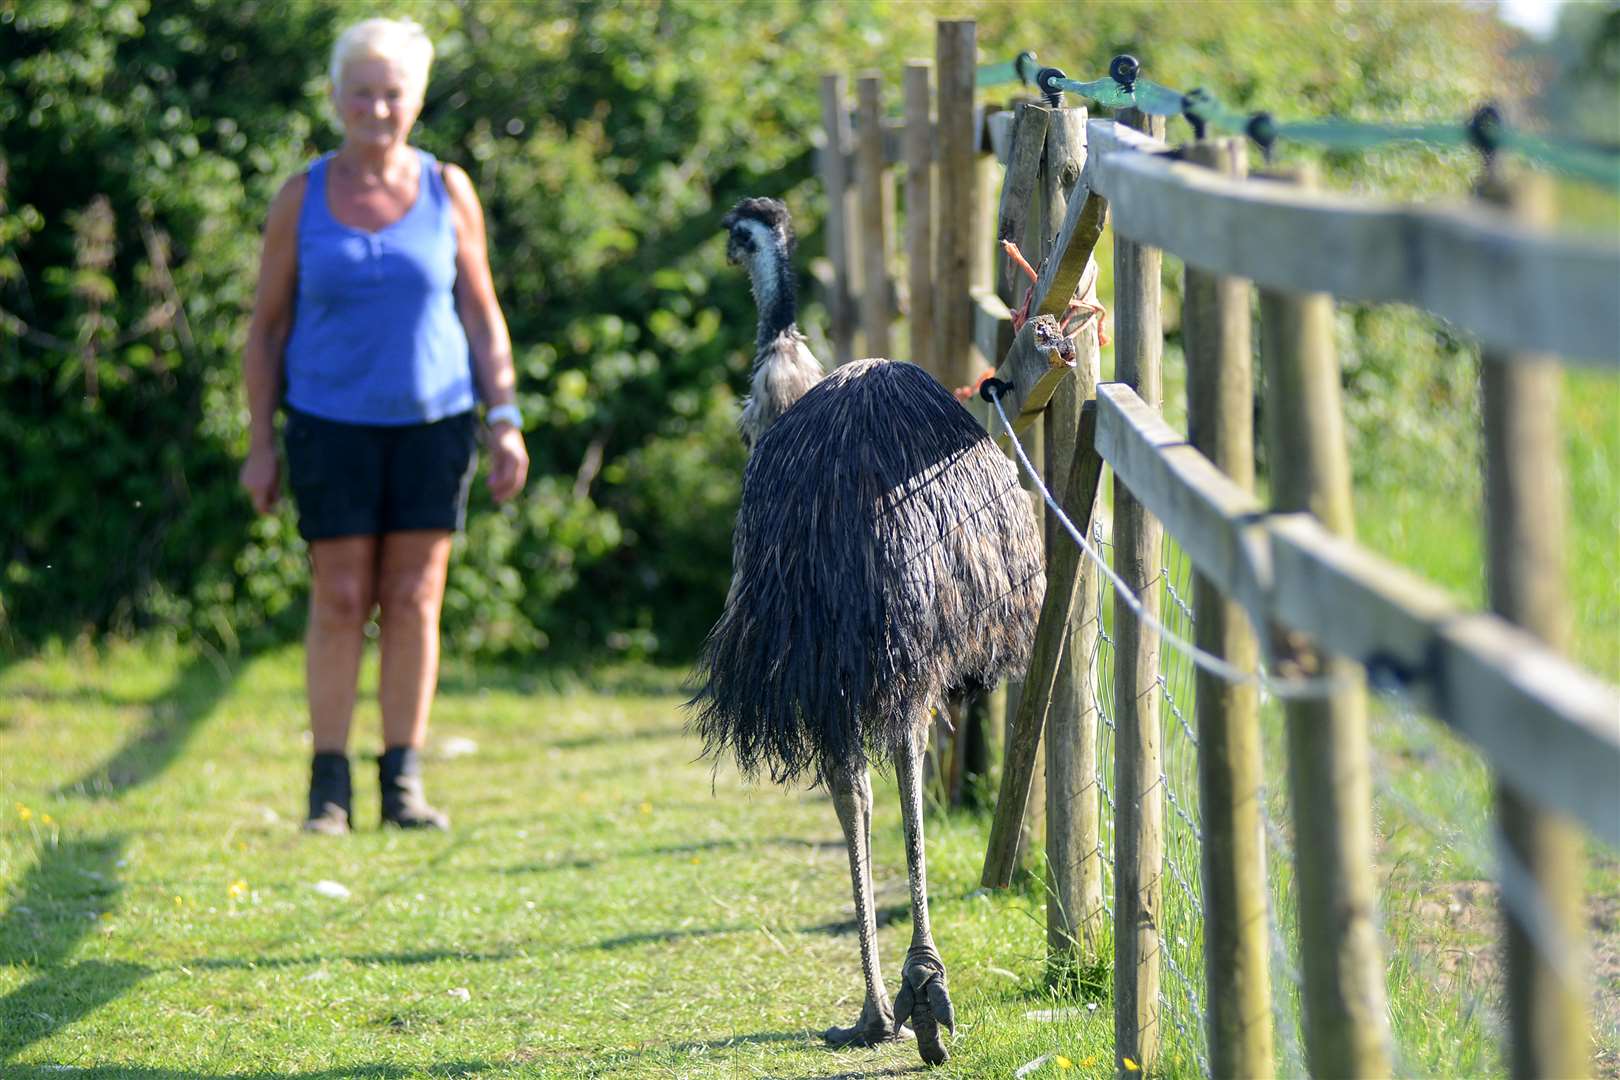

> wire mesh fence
[1081,517,1617,1077]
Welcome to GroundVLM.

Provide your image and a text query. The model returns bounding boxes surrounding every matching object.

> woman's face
[334,56,422,149]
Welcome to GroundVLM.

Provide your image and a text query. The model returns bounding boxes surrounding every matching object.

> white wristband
[485,403,523,430]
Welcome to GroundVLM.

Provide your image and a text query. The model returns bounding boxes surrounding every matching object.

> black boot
[303,752,351,835]
[379,746,449,830]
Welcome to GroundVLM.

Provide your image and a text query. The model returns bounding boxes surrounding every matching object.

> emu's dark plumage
[691,357,1044,784]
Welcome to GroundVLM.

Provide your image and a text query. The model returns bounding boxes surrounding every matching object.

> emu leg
[894,725,956,1065]
[824,763,901,1047]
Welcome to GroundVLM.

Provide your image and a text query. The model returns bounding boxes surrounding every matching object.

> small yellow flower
[1123,1057,1141,1072]
[227,879,248,899]
[40,814,54,826]
[689,855,700,865]
[1055,1055,1073,1070]
[237,842,248,852]
[173,895,184,907]
[16,803,32,821]
[1080,1057,1098,1069]
[638,801,652,815]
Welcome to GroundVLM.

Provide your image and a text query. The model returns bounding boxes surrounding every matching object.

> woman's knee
[377,566,446,622]
[311,573,375,627]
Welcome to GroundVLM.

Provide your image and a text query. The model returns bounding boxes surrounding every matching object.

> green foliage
[0,0,1581,662]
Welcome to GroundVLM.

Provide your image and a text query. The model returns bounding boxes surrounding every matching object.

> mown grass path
[1,643,1120,1079]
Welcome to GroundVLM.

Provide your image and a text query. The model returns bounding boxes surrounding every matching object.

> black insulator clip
[1109,54,1139,94]
[1035,67,1066,109]
[1182,88,1210,141]
[979,376,1014,404]
[1246,111,1277,162]
[1467,102,1504,161]
[1014,51,1039,87]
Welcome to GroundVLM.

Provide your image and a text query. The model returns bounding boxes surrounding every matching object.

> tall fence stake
[933,19,977,388]
[1039,105,1104,980]
[1111,105,1166,1079]
[904,61,935,379]
[856,73,893,361]
[1259,160,1393,1078]
[818,74,856,365]
[1478,167,1591,1080]
[1184,135,1274,1079]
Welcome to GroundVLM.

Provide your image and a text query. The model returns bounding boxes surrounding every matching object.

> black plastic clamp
[1035,67,1066,109]
[979,376,1014,404]
[1109,54,1139,94]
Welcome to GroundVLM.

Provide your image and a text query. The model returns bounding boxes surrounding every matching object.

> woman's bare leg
[376,529,454,749]
[307,536,379,753]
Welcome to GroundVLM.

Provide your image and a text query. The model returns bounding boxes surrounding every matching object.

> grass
[3,639,1133,1079]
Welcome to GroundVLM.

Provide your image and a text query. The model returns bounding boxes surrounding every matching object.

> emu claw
[893,948,954,1066]
[824,1002,908,1049]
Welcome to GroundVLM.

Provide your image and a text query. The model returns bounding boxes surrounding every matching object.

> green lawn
[2,641,1128,1079]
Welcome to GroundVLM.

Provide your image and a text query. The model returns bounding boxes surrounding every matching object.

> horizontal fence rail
[1081,120,1620,367]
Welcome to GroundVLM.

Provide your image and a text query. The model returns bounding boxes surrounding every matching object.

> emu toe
[894,946,954,1066]
[824,999,908,1049]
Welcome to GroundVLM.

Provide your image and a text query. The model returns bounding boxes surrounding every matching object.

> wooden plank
[1094,383,1271,622]
[1479,168,1591,1080]
[1182,136,1276,1080]
[1267,514,1620,846]
[1257,161,1389,1080]
[818,75,856,366]
[934,20,978,388]
[1082,119,1620,366]
[995,104,1049,298]
[904,62,935,380]
[856,74,892,360]
[982,400,1105,888]
[1110,104,1166,1080]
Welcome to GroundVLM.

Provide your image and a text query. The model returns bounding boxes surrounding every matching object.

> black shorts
[283,408,478,542]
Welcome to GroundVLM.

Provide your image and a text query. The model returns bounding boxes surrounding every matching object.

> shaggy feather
[691,358,1044,784]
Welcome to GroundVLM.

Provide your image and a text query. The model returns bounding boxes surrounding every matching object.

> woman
[239,17,528,834]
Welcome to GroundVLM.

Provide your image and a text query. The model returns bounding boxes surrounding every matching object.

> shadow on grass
[800,902,911,937]
[54,652,241,800]
[587,924,740,951]
[186,948,520,971]
[0,835,142,1063]
[4,1064,500,1079]
[436,661,691,700]
[494,835,845,878]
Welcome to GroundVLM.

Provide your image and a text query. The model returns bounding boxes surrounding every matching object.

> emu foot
[824,998,909,1048]
[894,946,955,1066]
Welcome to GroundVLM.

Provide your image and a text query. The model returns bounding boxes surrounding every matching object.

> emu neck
[746,241,797,356]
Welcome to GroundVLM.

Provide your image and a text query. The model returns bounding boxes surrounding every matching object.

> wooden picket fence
[816,18,1620,1080]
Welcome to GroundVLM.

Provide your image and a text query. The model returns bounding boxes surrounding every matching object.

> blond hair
[329,17,434,100]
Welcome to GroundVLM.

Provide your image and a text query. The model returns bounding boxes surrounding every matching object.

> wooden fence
[817,19,1620,1079]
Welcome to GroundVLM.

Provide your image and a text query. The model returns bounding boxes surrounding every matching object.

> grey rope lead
[984,388,1354,700]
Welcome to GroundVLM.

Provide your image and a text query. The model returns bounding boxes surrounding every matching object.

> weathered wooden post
[1040,105,1105,980]
[1259,161,1392,1079]
[933,19,977,390]
[1477,166,1590,1080]
[998,101,1050,852]
[1184,135,1273,1078]
[1112,104,1165,1078]
[904,61,934,379]
[855,74,893,361]
[818,74,856,366]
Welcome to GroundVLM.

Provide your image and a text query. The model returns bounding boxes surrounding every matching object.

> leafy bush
[0,0,1557,661]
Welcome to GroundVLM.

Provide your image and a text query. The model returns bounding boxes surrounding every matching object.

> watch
[485,403,523,430]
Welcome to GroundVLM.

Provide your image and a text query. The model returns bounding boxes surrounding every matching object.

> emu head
[722,197,795,267]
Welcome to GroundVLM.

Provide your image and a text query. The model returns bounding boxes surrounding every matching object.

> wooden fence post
[1184,136,1274,1078]
[1477,168,1590,1080]
[1259,161,1392,1079]
[933,19,976,389]
[998,101,1051,847]
[904,61,934,379]
[856,74,892,361]
[1111,105,1166,1079]
[818,74,856,366]
[1040,106,1105,979]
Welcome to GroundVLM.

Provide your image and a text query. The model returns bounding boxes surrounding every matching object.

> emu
[691,197,1046,1066]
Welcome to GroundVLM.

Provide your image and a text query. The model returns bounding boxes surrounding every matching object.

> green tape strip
[976,60,1021,89]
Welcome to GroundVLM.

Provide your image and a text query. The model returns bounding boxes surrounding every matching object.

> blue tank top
[283,149,475,425]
